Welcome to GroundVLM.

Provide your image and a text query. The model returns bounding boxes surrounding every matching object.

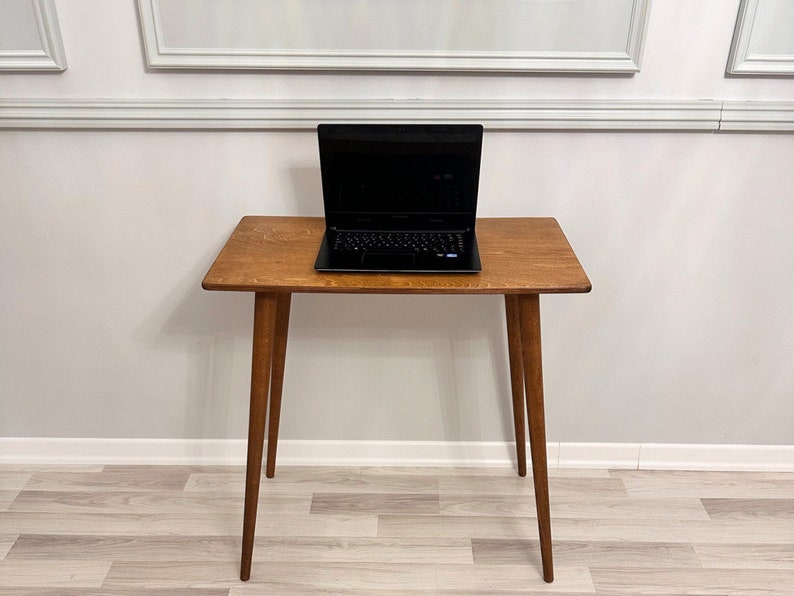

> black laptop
[314,123,483,273]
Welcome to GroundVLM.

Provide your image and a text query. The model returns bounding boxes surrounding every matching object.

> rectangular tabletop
[202,216,591,294]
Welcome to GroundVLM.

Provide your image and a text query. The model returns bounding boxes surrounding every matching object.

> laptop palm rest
[361,252,415,270]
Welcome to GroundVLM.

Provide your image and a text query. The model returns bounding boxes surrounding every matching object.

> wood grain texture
[693,543,794,569]
[0,559,111,588]
[504,294,527,478]
[241,292,279,580]
[0,590,229,596]
[6,534,243,561]
[265,292,291,479]
[436,564,594,593]
[440,495,709,520]
[518,293,553,582]
[0,491,18,511]
[0,535,16,559]
[203,216,592,583]
[0,512,244,536]
[202,217,592,295]
[247,537,474,564]
[590,568,794,595]
[472,539,701,568]
[360,466,611,478]
[610,469,794,498]
[3,464,794,593]
[701,498,794,520]
[0,472,32,491]
[185,471,439,495]
[102,561,439,591]
[22,469,189,492]
[8,490,312,515]
[379,515,691,543]
[0,465,104,472]
[436,475,627,496]
[683,519,794,544]
[310,493,440,514]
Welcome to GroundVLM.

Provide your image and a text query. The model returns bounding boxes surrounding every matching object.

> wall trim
[2,98,792,132]
[720,101,794,131]
[726,0,794,76]
[2,438,793,472]
[0,0,67,72]
[137,0,651,73]
[0,98,740,131]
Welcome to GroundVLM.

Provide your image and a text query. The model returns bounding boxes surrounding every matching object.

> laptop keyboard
[332,231,465,255]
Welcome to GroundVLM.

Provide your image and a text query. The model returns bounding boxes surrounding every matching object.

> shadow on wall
[136,162,519,445]
[133,162,323,442]
[136,227,254,441]
[288,165,324,216]
[287,293,515,442]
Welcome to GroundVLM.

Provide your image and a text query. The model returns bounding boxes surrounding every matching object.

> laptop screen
[318,124,483,230]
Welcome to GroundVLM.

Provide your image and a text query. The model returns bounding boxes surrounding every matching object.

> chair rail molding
[137,0,651,73]
[0,0,67,72]
[727,0,794,75]
[721,101,794,131]
[0,98,725,131]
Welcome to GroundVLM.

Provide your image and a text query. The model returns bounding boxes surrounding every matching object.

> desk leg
[518,293,554,583]
[241,292,278,582]
[265,293,292,479]
[504,295,527,477]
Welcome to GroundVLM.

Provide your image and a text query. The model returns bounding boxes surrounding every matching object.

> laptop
[314,123,483,273]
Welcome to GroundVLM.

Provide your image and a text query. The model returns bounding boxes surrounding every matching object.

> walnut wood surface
[504,295,527,478]
[240,293,277,581]
[203,216,592,584]
[265,293,291,479]
[518,294,554,583]
[202,216,591,294]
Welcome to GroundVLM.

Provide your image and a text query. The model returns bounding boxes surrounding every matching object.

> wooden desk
[203,216,591,583]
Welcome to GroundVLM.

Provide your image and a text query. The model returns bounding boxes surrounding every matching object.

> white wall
[1,0,792,448]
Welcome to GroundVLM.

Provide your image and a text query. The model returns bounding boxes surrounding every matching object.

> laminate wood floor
[1,465,793,595]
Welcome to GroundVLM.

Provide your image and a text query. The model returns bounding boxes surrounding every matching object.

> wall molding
[727,0,794,76]
[2,438,793,472]
[0,98,754,131]
[0,0,67,72]
[138,0,651,73]
[720,101,794,131]
[3,98,793,132]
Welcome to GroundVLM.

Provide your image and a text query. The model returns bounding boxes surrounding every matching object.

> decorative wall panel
[138,0,651,72]
[727,0,794,75]
[0,0,66,71]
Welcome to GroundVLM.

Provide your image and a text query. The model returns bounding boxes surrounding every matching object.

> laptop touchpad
[361,252,415,270]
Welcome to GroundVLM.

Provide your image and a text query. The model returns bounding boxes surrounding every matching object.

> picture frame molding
[0,0,67,72]
[727,0,794,76]
[137,0,652,73]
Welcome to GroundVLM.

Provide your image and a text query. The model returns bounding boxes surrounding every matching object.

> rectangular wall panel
[727,0,794,75]
[0,0,66,71]
[138,0,651,72]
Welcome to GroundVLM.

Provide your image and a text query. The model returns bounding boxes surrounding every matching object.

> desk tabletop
[202,216,591,295]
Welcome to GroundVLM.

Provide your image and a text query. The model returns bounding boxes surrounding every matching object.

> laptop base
[314,234,481,273]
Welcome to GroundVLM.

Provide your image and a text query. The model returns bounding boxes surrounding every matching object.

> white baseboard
[1,438,793,472]
[637,443,794,472]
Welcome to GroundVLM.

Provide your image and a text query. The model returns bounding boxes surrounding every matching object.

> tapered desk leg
[241,292,278,582]
[518,293,554,583]
[504,294,527,477]
[265,293,291,479]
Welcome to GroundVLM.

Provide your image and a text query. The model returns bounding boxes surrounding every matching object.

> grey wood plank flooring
[1,464,794,594]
